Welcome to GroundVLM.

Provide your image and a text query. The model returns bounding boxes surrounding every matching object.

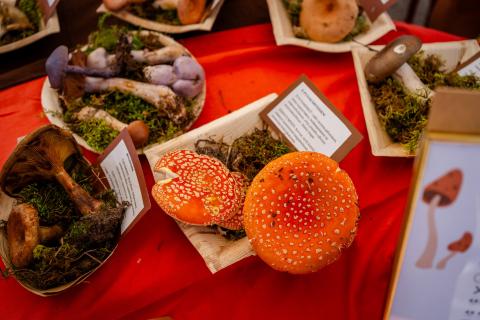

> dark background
[0,0,478,89]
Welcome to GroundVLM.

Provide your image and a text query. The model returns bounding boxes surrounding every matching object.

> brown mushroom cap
[299,0,359,43]
[151,150,243,225]
[364,35,423,83]
[448,232,472,253]
[423,169,463,207]
[177,0,206,25]
[243,152,360,274]
[7,204,40,268]
[127,120,150,148]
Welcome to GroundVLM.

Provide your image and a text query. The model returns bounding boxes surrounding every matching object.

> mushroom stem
[393,64,433,99]
[55,167,104,216]
[84,77,185,124]
[436,251,456,270]
[415,194,442,269]
[154,0,178,9]
[39,225,64,243]
[65,65,117,79]
[130,46,185,65]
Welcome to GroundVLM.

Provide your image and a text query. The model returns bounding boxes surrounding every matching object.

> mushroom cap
[364,35,422,83]
[423,169,463,207]
[127,120,150,148]
[103,0,130,11]
[7,204,40,268]
[217,172,248,231]
[0,125,82,198]
[177,0,206,25]
[299,0,358,43]
[151,150,243,225]
[448,232,472,253]
[243,152,360,274]
[46,45,70,90]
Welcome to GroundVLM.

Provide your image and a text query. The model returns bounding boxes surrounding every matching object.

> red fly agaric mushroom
[7,204,63,267]
[436,232,472,270]
[76,107,150,147]
[151,150,243,225]
[243,152,360,274]
[299,0,358,43]
[416,169,463,269]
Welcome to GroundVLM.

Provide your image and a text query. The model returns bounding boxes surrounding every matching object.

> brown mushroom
[243,152,360,274]
[364,35,433,99]
[102,0,145,11]
[436,232,472,269]
[177,0,207,25]
[7,204,63,268]
[299,0,358,43]
[0,125,104,216]
[416,169,463,269]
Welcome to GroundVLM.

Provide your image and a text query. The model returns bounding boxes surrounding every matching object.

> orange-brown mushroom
[7,204,63,268]
[177,0,206,25]
[416,169,463,269]
[103,0,145,11]
[436,232,472,269]
[151,150,243,225]
[243,152,360,274]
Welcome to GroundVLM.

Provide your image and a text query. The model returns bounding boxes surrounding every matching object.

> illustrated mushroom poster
[389,140,480,320]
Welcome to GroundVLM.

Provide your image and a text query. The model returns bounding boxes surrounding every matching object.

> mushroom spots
[244,152,360,274]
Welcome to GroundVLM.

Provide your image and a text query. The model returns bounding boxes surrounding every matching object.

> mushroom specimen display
[7,204,63,268]
[243,152,360,274]
[299,0,358,43]
[416,169,463,269]
[151,150,245,226]
[365,35,432,99]
[436,232,472,270]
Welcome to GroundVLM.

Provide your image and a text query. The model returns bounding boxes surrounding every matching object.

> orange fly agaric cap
[243,152,360,274]
[151,150,243,225]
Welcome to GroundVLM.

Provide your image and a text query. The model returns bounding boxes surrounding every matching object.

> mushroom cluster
[243,152,360,274]
[103,0,207,25]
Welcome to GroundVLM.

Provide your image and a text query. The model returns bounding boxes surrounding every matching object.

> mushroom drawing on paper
[436,232,473,270]
[415,169,463,269]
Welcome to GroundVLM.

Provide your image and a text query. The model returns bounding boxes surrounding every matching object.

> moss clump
[369,52,480,152]
[71,118,119,152]
[343,14,370,41]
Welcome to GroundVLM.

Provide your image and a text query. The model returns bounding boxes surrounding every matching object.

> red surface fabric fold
[0,22,462,319]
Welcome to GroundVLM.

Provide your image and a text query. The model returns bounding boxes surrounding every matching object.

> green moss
[127,3,181,25]
[71,118,119,152]
[369,52,480,152]
[343,14,370,41]
[18,0,41,30]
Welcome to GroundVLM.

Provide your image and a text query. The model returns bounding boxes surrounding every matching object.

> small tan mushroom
[177,0,207,25]
[436,232,472,269]
[299,0,358,43]
[416,169,463,269]
[103,0,145,11]
[7,204,63,268]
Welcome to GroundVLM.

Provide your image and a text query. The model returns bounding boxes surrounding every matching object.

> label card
[97,129,151,235]
[455,52,480,77]
[261,75,362,162]
[37,0,60,22]
[358,0,398,22]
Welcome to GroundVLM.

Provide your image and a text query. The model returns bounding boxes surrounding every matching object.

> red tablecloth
[0,22,461,319]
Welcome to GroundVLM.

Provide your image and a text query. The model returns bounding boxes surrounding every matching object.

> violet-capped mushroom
[173,56,205,81]
[172,79,203,99]
[144,65,177,86]
[87,47,116,70]
[364,36,433,98]
[46,46,119,90]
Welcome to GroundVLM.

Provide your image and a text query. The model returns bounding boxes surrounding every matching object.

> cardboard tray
[41,30,206,154]
[96,0,225,34]
[266,0,396,53]
[351,40,480,157]
[144,94,280,273]
[0,11,60,54]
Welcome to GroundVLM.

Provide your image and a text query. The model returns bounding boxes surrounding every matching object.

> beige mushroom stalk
[130,46,185,65]
[365,36,433,100]
[76,107,150,147]
[84,76,186,124]
[416,169,463,269]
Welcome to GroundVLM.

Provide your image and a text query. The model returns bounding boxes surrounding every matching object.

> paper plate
[267,0,396,53]
[96,0,224,34]
[41,30,206,154]
[0,11,60,54]
[351,40,480,157]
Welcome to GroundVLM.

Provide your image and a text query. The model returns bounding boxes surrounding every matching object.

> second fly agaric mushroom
[76,107,150,148]
[7,203,63,267]
[46,46,118,90]
[364,35,433,99]
[216,172,248,231]
[436,232,472,270]
[151,150,243,226]
[416,169,463,269]
[243,152,360,274]
[300,0,358,43]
